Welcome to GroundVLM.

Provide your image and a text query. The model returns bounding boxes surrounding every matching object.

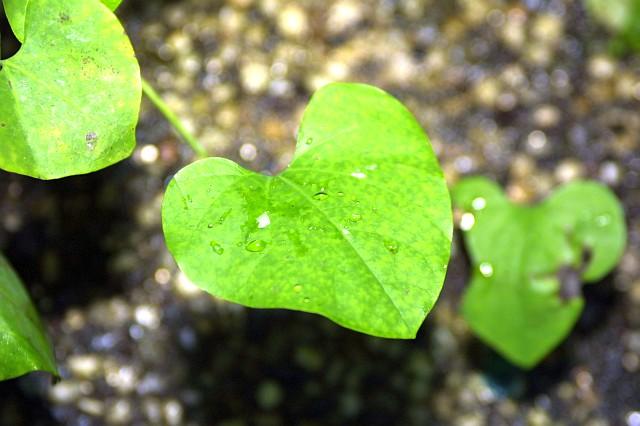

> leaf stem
[141,78,207,158]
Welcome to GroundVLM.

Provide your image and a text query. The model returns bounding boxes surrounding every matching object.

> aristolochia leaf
[0,254,57,380]
[0,0,140,179]
[453,177,626,368]
[2,0,124,42]
[162,83,452,338]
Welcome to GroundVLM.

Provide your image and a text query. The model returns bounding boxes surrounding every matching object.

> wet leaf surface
[163,83,452,338]
[453,177,626,368]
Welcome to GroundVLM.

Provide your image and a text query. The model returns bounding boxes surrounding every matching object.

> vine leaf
[452,177,626,368]
[0,0,140,179]
[162,83,452,338]
[0,254,57,380]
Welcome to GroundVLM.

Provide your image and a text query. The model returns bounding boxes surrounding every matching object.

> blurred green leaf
[453,177,626,368]
[0,254,57,380]
[587,0,640,53]
[0,0,141,179]
[3,0,123,42]
[163,83,452,338]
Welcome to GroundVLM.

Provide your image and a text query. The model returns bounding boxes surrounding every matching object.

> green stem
[141,78,207,158]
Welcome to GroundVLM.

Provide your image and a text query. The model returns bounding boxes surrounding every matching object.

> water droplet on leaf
[460,212,475,231]
[479,262,494,277]
[351,172,367,179]
[210,241,224,255]
[293,285,303,293]
[305,137,313,145]
[471,197,486,210]
[313,191,329,201]
[303,297,310,303]
[257,211,271,229]
[350,213,362,222]
[246,240,267,252]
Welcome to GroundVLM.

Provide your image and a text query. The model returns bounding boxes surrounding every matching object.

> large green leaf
[452,177,626,368]
[0,0,140,179]
[0,254,57,380]
[3,0,124,42]
[163,83,452,338]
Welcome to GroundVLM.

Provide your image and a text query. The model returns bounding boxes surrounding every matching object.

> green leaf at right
[0,0,141,179]
[452,177,626,368]
[586,0,640,52]
[0,254,57,380]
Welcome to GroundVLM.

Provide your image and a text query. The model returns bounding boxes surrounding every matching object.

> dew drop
[257,211,271,228]
[351,171,367,179]
[384,239,399,254]
[595,214,611,227]
[479,262,494,277]
[471,197,486,211]
[209,241,224,255]
[350,213,362,223]
[313,191,329,201]
[207,223,214,229]
[303,297,310,303]
[305,137,313,145]
[245,240,267,252]
[460,212,475,231]
[293,284,303,293]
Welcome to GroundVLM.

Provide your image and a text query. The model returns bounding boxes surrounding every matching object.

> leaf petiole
[141,78,208,159]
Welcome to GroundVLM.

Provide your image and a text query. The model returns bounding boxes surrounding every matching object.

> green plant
[586,0,640,53]
[452,177,626,368]
[0,0,140,179]
[163,83,452,338]
[0,0,452,380]
[0,254,57,380]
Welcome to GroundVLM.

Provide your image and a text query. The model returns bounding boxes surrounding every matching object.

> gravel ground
[1,0,639,425]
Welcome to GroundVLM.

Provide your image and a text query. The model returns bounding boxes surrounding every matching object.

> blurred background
[1,0,639,424]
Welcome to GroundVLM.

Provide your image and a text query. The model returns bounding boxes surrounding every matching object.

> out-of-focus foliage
[587,0,640,53]
[163,83,452,339]
[453,178,626,368]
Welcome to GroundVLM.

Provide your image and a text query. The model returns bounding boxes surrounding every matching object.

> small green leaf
[453,177,626,368]
[586,0,640,53]
[0,0,141,179]
[2,0,124,42]
[0,254,57,380]
[163,83,452,338]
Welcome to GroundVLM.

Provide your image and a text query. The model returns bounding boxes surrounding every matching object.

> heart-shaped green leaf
[452,177,626,368]
[163,83,452,338]
[3,0,124,42]
[0,0,140,179]
[0,254,57,380]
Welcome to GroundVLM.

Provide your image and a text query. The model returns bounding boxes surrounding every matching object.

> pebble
[240,61,270,94]
[277,4,309,39]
